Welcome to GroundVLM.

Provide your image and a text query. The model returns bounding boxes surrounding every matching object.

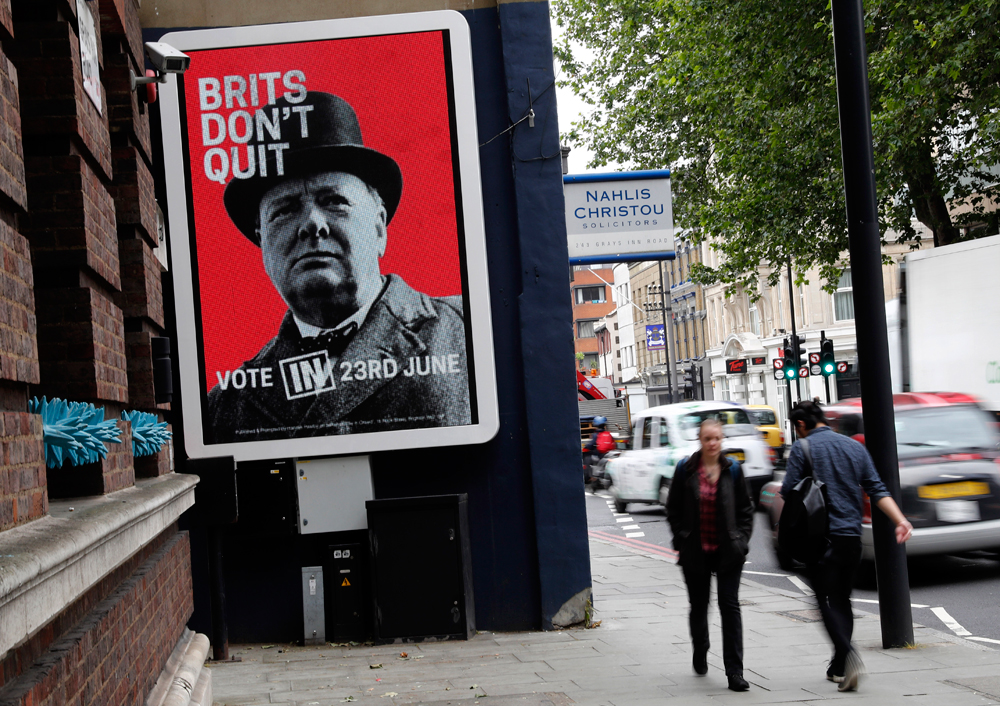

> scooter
[587,450,620,493]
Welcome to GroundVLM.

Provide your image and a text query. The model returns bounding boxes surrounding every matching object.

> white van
[605,400,774,513]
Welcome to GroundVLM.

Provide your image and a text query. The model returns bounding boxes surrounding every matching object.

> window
[577,320,597,338]
[747,408,777,425]
[654,418,670,446]
[834,269,855,321]
[640,417,655,449]
[678,407,753,441]
[575,286,606,304]
[748,300,761,336]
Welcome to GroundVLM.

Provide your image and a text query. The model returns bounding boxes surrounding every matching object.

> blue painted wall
[157,0,591,635]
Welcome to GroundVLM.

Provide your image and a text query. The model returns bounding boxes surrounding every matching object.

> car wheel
[609,484,627,514]
[658,478,670,507]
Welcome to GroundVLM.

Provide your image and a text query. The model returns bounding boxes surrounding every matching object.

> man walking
[781,401,913,692]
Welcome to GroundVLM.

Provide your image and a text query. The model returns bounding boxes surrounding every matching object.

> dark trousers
[808,535,863,674]
[681,552,744,675]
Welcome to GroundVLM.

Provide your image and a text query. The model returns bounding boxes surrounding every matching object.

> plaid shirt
[698,465,719,553]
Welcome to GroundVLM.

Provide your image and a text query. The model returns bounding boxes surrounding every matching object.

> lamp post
[643,278,674,404]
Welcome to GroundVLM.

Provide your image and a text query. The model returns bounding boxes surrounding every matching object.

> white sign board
[564,170,674,264]
[76,0,102,114]
[157,11,498,461]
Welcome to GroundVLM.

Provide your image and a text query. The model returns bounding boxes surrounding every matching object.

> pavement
[210,536,1000,706]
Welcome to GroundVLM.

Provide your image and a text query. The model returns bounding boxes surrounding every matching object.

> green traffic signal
[820,338,835,376]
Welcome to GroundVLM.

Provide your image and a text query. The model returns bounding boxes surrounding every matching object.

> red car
[758,393,1000,562]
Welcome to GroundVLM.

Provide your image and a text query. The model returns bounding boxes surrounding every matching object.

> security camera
[143,42,191,74]
[130,42,191,95]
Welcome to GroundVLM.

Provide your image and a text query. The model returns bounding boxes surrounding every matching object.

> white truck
[888,234,1000,415]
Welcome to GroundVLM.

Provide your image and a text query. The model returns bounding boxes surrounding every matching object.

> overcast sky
[550,12,622,176]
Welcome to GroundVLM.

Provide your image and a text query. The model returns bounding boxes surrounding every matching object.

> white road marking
[743,570,790,577]
[931,607,971,636]
[615,517,635,523]
[625,532,646,538]
[787,575,814,595]
[612,513,630,516]
[621,525,640,530]
[850,598,930,609]
[968,636,1000,645]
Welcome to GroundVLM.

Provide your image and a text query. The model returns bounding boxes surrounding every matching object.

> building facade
[143,0,594,643]
[0,0,203,703]
[571,266,615,373]
[702,232,931,433]
[627,233,709,406]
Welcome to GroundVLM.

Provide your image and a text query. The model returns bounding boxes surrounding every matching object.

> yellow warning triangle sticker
[342,578,351,587]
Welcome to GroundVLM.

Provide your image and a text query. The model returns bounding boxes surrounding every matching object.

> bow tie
[298,321,359,355]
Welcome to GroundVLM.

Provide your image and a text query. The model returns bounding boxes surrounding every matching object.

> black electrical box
[327,543,368,642]
[366,494,474,643]
[234,458,297,534]
[185,456,237,526]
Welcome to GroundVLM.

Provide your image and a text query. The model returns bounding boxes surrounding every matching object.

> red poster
[161,14,498,460]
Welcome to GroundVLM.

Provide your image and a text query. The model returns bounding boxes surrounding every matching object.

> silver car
[758,396,1000,561]
[606,401,774,514]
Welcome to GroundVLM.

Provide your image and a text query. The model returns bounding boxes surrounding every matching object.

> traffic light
[821,338,836,376]
[782,340,798,380]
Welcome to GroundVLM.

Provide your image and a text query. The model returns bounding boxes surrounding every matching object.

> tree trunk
[905,142,959,248]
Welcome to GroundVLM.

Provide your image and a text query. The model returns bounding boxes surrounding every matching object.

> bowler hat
[223,92,403,245]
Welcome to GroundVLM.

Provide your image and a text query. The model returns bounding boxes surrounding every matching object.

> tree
[552,0,1000,292]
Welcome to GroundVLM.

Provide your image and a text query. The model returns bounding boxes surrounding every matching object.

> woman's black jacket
[665,450,755,571]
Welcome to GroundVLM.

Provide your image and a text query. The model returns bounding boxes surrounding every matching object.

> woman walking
[666,418,754,692]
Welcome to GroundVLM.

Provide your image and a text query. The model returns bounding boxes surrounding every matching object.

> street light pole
[657,260,674,403]
[831,0,913,648]
[786,261,801,403]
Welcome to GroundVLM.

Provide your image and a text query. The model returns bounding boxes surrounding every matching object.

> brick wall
[0,2,189,703]
[0,219,38,384]
[35,286,127,403]
[0,52,25,211]
[0,528,193,705]
[0,411,44,531]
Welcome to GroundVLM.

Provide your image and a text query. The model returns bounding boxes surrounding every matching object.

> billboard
[564,170,674,265]
[158,12,498,461]
[645,324,665,350]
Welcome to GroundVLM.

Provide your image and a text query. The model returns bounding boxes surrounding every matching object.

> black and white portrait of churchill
[205,92,471,443]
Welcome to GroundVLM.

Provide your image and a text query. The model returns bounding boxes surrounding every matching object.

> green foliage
[553,0,1000,292]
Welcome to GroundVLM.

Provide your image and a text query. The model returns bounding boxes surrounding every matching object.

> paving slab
[209,536,1000,706]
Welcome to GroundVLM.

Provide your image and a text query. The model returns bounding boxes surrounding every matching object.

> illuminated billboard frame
[158,11,498,461]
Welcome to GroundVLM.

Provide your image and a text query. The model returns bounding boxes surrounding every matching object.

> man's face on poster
[256,171,387,329]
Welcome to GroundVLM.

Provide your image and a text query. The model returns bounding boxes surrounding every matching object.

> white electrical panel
[295,455,374,534]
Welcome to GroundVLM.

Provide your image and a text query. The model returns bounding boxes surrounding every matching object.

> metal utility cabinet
[366,494,475,643]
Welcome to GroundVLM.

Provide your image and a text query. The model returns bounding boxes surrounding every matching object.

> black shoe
[693,649,708,675]
[727,673,750,691]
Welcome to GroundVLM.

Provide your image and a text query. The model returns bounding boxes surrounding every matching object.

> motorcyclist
[583,417,616,489]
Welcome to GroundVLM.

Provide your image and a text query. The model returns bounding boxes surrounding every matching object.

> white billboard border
[158,11,499,462]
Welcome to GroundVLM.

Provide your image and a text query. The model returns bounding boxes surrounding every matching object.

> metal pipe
[208,526,229,661]
[831,0,913,648]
